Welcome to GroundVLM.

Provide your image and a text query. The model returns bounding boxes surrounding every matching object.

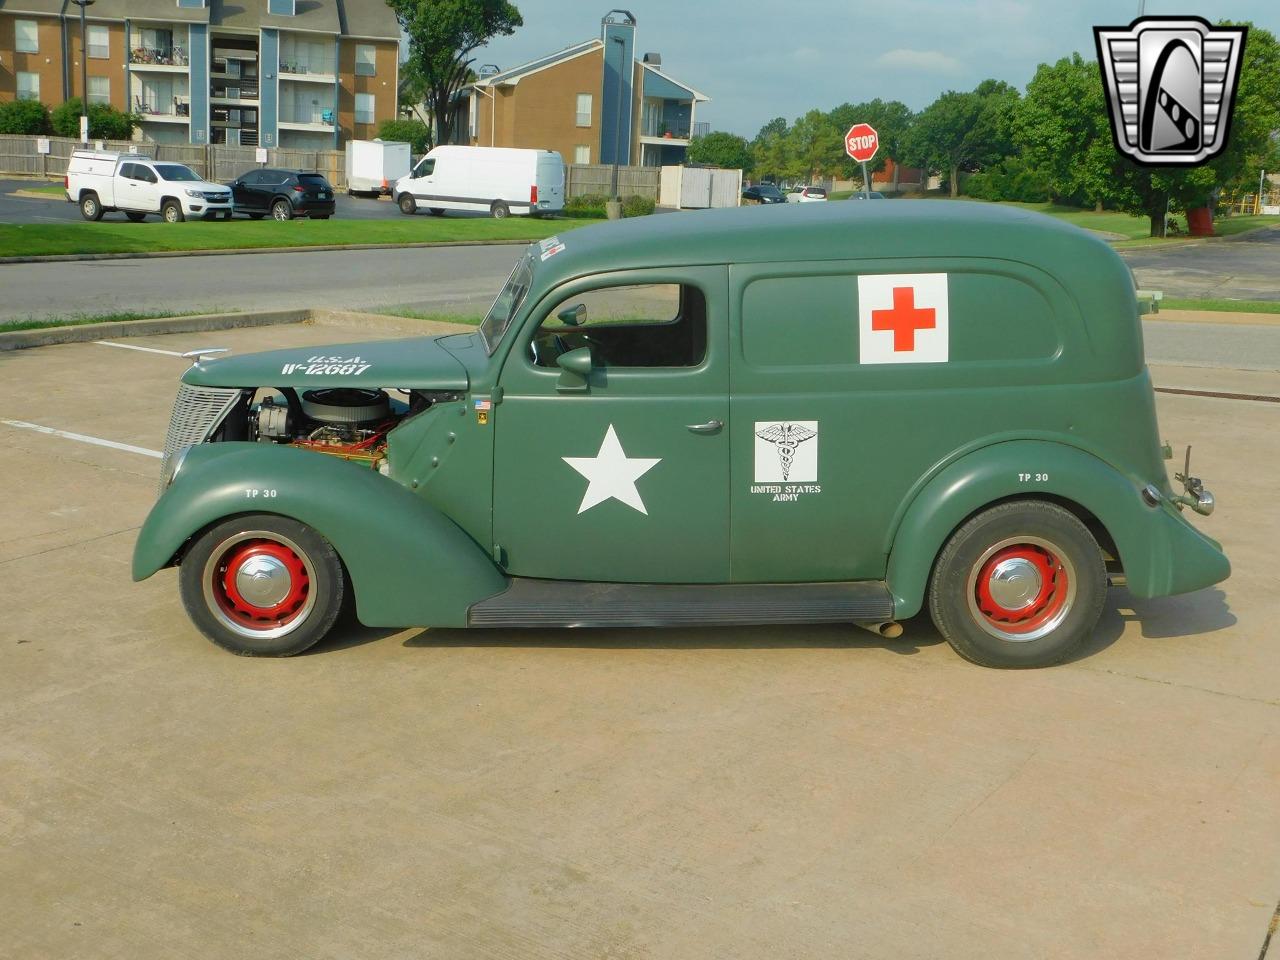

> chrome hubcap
[234,554,292,608]
[987,557,1043,611]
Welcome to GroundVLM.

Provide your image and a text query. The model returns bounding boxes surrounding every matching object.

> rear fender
[132,442,507,628]
[886,440,1229,619]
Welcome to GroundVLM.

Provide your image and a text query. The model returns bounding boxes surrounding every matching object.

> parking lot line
[94,340,188,357]
[1,418,161,458]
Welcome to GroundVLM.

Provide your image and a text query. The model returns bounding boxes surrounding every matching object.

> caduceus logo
[755,422,817,482]
[1094,16,1246,166]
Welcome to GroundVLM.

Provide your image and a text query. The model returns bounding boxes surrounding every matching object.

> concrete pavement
[0,321,1277,959]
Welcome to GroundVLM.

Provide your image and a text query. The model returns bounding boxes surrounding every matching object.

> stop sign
[845,123,879,163]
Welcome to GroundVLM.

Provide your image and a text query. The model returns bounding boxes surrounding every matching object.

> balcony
[279,105,336,132]
[130,47,190,72]
[211,86,259,105]
[279,57,336,83]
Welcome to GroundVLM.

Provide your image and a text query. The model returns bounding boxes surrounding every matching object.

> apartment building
[454,10,710,167]
[0,0,399,148]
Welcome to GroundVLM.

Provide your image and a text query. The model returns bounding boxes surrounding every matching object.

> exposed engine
[251,387,402,473]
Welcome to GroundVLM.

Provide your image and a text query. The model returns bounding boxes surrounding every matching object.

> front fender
[133,443,508,628]
[886,440,1229,619]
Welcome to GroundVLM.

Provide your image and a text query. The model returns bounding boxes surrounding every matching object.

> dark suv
[230,169,336,220]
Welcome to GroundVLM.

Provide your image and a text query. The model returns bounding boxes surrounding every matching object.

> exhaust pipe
[855,621,903,640]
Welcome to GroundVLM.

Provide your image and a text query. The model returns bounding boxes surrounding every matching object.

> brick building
[452,10,709,167]
[0,0,399,148]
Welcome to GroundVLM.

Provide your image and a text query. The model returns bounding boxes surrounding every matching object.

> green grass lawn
[1159,297,1280,314]
[12,184,66,197]
[0,216,592,258]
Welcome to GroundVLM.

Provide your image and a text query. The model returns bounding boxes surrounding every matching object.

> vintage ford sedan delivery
[134,201,1228,667]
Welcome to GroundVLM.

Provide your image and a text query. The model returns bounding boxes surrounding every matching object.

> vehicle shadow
[313,587,1234,660]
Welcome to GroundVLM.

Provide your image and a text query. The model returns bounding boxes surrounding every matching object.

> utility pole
[607,35,625,219]
[71,0,95,145]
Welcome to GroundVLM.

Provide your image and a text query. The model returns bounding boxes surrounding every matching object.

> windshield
[759,185,782,197]
[155,164,201,182]
[479,255,534,354]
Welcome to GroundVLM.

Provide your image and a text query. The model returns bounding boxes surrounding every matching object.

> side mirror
[556,346,593,393]
[557,303,586,326]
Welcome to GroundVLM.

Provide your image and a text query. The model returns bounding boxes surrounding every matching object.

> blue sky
[472,1,1278,137]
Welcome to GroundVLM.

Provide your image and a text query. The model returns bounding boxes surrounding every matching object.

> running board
[468,579,895,629]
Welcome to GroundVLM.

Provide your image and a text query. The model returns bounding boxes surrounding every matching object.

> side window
[119,162,136,180]
[242,171,263,185]
[529,283,706,369]
[415,158,435,177]
[136,165,158,183]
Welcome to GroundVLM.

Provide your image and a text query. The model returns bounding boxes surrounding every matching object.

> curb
[0,236,539,265]
[0,307,474,352]
[0,309,309,351]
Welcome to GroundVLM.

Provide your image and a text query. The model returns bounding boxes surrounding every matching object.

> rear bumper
[294,200,336,217]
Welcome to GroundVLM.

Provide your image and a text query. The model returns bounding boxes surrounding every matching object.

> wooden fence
[564,163,660,200]
[1,135,665,201]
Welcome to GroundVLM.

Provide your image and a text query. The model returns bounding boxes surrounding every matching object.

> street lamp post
[72,0,95,145]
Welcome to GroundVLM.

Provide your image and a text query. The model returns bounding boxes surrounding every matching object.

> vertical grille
[159,384,242,492]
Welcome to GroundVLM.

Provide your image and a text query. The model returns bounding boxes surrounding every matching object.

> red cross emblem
[871,286,936,352]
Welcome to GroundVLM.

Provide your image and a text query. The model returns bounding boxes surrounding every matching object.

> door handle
[686,419,723,434]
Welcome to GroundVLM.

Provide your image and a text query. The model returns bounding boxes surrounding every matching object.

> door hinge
[492,543,506,565]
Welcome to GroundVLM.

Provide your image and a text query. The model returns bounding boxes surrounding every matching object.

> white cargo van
[344,139,412,196]
[393,146,564,218]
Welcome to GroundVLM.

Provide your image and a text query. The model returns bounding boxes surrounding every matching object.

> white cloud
[873,48,966,74]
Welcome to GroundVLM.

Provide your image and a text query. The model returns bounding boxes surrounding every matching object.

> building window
[575,93,592,127]
[355,92,375,125]
[17,71,40,101]
[355,44,376,77]
[574,145,590,164]
[15,19,39,54]
[87,24,110,59]
[88,76,110,106]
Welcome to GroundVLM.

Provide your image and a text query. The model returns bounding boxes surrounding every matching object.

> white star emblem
[562,424,662,515]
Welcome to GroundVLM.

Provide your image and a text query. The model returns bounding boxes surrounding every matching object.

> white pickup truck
[65,151,234,223]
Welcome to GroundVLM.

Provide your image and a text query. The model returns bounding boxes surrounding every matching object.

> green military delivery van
[134,201,1229,667]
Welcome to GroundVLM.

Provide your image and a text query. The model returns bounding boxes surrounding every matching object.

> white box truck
[393,146,565,219]
[344,139,412,196]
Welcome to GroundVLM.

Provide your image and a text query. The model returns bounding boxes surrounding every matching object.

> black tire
[125,211,147,222]
[162,200,184,223]
[79,192,104,221]
[248,213,266,220]
[270,199,292,221]
[927,500,1106,668]
[490,200,509,219]
[398,193,417,215]
[179,514,347,657]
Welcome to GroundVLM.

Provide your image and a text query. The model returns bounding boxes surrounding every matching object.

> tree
[751,117,789,182]
[1109,24,1280,235]
[687,131,753,172]
[50,98,137,141]
[1013,54,1109,205]
[389,0,522,148]
[900,81,1019,196]
[786,109,841,182]
[377,118,432,154]
[0,99,51,135]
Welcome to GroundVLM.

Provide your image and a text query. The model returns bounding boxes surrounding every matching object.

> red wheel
[968,540,1075,641]
[206,535,315,637]
[928,501,1105,668]
[180,515,346,656]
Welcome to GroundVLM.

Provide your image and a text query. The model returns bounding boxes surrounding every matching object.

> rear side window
[740,270,1059,368]
[298,174,328,186]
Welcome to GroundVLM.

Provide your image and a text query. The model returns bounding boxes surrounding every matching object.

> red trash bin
[1186,206,1214,236]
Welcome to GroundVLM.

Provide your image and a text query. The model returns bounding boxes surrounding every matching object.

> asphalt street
[0,178,403,223]
[0,244,527,321]
[1125,227,1280,300]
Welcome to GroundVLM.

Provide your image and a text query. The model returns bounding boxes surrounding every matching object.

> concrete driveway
[1,320,1276,959]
